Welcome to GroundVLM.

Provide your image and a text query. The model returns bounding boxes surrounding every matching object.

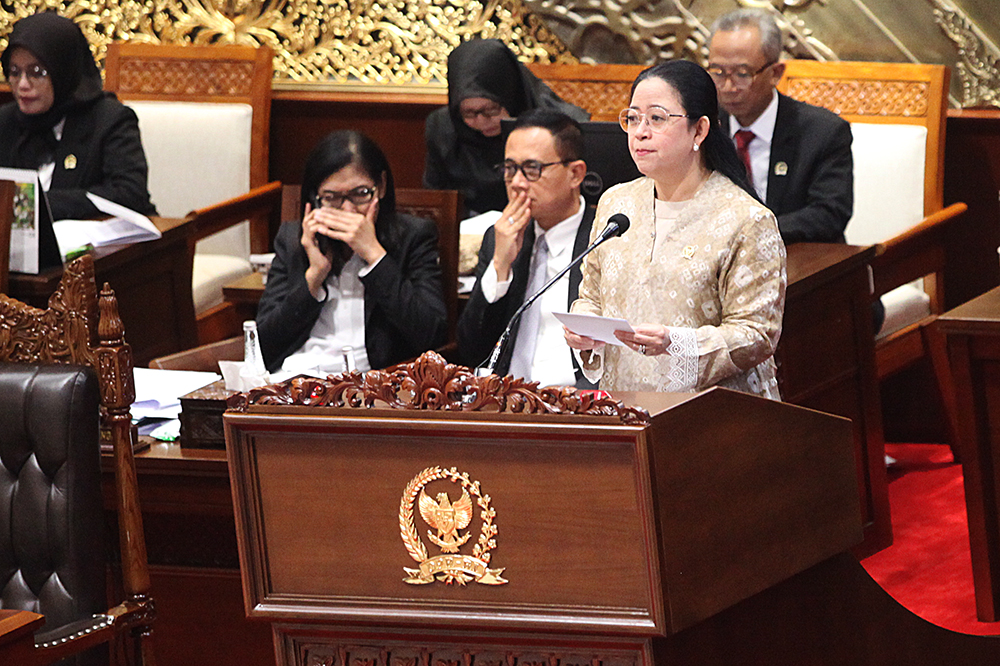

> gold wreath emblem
[399,466,507,585]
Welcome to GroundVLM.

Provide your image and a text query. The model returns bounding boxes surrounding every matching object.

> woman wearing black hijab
[0,13,156,220]
[422,39,589,216]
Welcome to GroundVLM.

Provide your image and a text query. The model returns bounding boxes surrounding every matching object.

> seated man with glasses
[423,38,589,217]
[457,109,596,388]
[708,8,853,245]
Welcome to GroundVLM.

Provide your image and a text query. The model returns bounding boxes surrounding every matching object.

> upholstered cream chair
[104,42,277,339]
[777,60,966,445]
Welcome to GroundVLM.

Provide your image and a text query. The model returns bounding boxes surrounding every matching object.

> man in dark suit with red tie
[457,109,596,388]
[708,8,853,245]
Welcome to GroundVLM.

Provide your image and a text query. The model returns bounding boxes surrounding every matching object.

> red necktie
[734,129,755,182]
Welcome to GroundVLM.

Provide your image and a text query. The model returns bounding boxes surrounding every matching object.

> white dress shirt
[728,90,779,201]
[480,197,585,387]
[280,253,378,375]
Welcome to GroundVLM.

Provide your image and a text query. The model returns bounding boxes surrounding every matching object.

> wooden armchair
[777,60,967,446]
[0,255,154,664]
[526,63,645,121]
[104,42,276,340]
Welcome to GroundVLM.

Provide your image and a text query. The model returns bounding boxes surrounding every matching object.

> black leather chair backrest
[0,363,106,635]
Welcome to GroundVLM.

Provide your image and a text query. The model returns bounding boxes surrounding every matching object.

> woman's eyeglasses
[460,102,504,122]
[619,107,691,133]
[496,159,570,182]
[313,186,376,209]
[7,64,48,83]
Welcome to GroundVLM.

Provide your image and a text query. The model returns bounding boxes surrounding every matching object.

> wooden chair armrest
[35,598,154,663]
[185,180,283,252]
[870,202,968,296]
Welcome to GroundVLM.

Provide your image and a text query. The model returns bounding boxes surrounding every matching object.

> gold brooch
[774,161,788,176]
[400,466,507,585]
[682,245,696,259]
[64,154,77,170]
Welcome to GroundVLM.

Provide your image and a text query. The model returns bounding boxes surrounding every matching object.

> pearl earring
[693,143,700,152]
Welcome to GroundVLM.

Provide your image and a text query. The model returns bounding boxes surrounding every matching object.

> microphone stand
[475,222,624,378]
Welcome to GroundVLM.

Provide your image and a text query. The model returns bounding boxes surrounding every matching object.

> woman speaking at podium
[256,130,448,375]
[0,12,156,220]
[564,60,785,398]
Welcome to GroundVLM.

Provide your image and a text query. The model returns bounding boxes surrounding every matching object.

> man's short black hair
[510,108,586,163]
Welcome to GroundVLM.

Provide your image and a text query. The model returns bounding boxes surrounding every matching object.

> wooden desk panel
[938,285,1000,622]
[101,443,274,666]
[8,217,198,366]
[777,243,888,557]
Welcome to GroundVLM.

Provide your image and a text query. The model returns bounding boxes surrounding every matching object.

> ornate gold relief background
[0,0,996,106]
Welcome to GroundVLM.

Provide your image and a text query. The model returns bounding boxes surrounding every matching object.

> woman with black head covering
[422,39,589,216]
[0,12,156,220]
[256,130,447,374]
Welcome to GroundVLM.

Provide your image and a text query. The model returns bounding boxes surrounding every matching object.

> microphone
[477,213,631,377]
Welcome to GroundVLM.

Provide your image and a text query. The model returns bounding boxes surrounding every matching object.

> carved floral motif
[227,350,650,424]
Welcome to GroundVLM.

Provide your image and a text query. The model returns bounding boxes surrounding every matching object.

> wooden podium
[224,352,866,665]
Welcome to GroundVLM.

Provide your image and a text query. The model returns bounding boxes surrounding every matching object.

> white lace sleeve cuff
[662,326,698,392]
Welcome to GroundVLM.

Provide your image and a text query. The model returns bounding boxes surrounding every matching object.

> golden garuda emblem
[399,466,507,585]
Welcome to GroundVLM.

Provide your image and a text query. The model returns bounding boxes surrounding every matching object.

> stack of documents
[131,367,221,421]
[53,193,162,259]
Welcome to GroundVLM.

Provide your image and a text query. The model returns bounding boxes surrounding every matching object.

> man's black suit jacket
[457,207,596,387]
[723,92,853,244]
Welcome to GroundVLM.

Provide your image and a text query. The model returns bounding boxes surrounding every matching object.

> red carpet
[861,443,1000,635]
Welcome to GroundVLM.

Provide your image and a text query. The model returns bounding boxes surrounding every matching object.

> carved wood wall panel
[783,79,932,118]
[0,0,994,105]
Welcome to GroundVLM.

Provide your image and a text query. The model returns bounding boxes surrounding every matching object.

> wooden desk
[219,243,889,554]
[938,285,1000,622]
[8,217,198,366]
[0,609,44,666]
[778,243,888,556]
[101,442,274,666]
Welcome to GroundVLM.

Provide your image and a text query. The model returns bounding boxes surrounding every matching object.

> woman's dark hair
[630,60,758,200]
[301,129,398,228]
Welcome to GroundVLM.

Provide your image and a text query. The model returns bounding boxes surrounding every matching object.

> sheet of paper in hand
[553,311,634,345]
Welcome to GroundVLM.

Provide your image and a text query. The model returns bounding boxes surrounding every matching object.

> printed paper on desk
[553,311,634,345]
[53,192,161,258]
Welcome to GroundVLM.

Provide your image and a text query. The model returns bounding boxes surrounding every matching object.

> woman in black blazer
[0,12,156,220]
[257,130,448,373]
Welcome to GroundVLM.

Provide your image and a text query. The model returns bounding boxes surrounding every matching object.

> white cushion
[126,100,253,259]
[192,253,253,314]
[845,123,927,246]
[878,281,931,339]
[127,100,256,315]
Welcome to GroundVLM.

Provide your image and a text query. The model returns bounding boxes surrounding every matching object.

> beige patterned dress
[571,172,786,398]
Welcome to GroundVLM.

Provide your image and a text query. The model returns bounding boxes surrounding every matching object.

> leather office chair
[776,60,966,448]
[0,255,154,665]
[103,42,279,342]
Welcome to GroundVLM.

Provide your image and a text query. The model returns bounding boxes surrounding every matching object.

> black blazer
[257,214,448,372]
[723,93,853,244]
[0,94,156,220]
[457,206,596,386]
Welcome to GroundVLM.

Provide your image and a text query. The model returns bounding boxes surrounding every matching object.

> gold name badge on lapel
[682,245,696,259]
[774,161,788,176]
[64,154,77,170]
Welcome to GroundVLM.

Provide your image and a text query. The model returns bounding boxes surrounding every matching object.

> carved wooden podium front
[222,352,868,666]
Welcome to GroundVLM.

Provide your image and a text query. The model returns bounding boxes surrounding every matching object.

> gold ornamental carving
[784,78,931,118]
[399,466,507,586]
[0,0,577,89]
[933,3,1000,109]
